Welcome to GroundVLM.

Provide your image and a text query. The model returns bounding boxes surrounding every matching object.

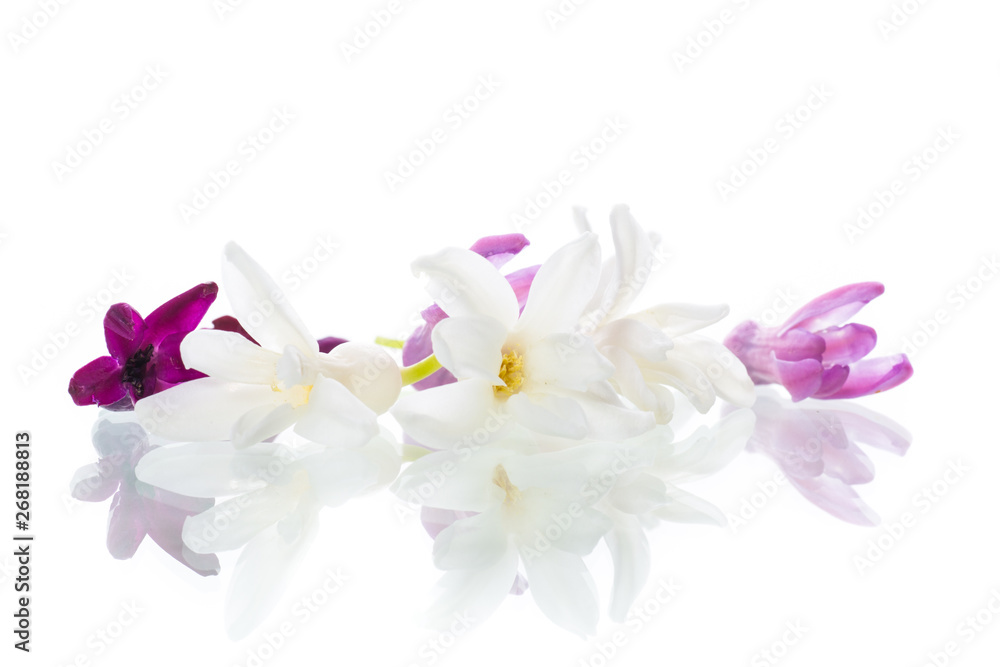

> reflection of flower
[743,392,911,525]
[135,243,401,449]
[70,418,220,576]
[403,233,538,390]
[136,434,398,639]
[68,283,218,410]
[724,282,913,401]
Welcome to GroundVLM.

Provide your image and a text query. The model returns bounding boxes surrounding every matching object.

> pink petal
[812,364,849,398]
[817,323,877,365]
[779,282,884,335]
[104,304,147,362]
[786,475,880,526]
[774,356,824,401]
[469,234,530,268]
[824,354,913,399]
[143,282,218,344]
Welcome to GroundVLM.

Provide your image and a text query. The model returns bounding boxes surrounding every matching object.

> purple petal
[317,337,348,354]
[68,356,126,407]
[402,305,457,391]
[812,364,850,398]
[725,323,823,385]
[469,234,530,268]
[817,324,877,365]
[824,354,914,399]
[210,315,258,344]
[820,440,875,485]
[507,265,539,311]
[774,356,824,401]
[786,475,880,526]
[104,304,147,362]
[143,282,218,344]
[828,406,911,456]
[106,490,147,559]
[154,331,207,384]
[779,282,884,335]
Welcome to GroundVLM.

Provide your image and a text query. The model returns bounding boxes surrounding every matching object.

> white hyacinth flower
[136,433,399,639]
[577,205,756,423]
[136,242,401,449]
[392,234,655,448]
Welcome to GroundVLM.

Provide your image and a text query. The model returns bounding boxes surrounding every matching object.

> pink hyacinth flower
[723,282,913,401]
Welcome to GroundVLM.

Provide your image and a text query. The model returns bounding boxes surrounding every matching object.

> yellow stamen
[494,350,525,397]
[492,464,521,504]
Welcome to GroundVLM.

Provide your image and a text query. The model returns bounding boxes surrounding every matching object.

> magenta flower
[68,283,218,410]
[723,282,913,401]
[402,234,539,390]
[70,419,220,576]
[744,392,910,525]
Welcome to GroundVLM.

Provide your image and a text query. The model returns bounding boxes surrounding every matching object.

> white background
[2,1,999,665]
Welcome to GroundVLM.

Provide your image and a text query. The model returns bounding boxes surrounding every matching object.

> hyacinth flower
[403,233,539,390]
[723,282,913,401]
[68,282,218,410]
[135,242,401,449]
[741,391,911,525]
[576,205,756,422]
[70,418,220,576]
[136,433,399,638]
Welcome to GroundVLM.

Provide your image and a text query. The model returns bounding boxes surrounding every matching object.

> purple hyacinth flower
[403,234,539,390]
[70,419,220,576]
[723,282,913,401]
[68,283,218,410]
[744,392,911,525]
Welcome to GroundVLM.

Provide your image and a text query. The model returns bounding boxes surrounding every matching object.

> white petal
[392,447,509,512]
[643,361,717,413]
[524,334,614,392]
[222,242,318,355]
[434,507,508,570]
[183,483,304,553]
[572,390,657,441]
[506,393,588,439]
[303,448,382,507]
[605,515,651,623]
[515,233,602,340]
[293,376,379,447]
[135,441,274,497]
[224,503,319,640]
[603,346,659,413]
[317,342,402,414]
[432,315,506,382]
[423,544,518,631]
[518,499,611,556]
[521,547,600,637]
[412,247,519,328]
[180,329,280,384]
[670,336,756,407]
[232,403,301,449]
[602,204,654,321]
[391,378,502,449]
[609,472,669,515]
[653,483,726,525]
[641,303,730,337]
[594,318,673,363]
[134,378,282,442]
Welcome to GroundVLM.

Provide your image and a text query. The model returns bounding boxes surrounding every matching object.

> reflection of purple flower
[724,282,913,401]
[745,393,911,525]
[403,234,538,390]
[68,283,218,410]
[70,419,220,576]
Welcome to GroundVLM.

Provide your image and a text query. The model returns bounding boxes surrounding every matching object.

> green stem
[375,336,405,349]
[401,354,442,386]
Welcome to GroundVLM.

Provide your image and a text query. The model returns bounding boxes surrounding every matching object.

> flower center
[492,464,521,505]
[494,350,524,397]
[122,344,154,396]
